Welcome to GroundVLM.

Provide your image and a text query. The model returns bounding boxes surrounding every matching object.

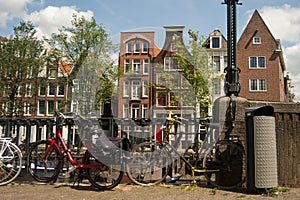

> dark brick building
[238,10,287,102]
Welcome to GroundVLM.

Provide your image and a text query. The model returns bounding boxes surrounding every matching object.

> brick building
[117,31,160,120]
[237,10,287,102]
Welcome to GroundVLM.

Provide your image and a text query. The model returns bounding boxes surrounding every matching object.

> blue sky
[1,0,300,100]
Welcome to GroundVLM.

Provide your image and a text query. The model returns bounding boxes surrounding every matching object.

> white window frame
[142,42,148,53]
[48,68,56,79]
[38,100,45,115]
[132,59,140,72]
[142,104,149,118]
[212,56,221,72]
[253,37,261,44]
[47,100,55,116]
[131,81,140,99]
[124,59,130,73]
[126,43,132,53]
[249,79,267,91]
[131,104,140,119]
[210,36,221,48]
[57,83,64,96]
[164,57,178,71]
[142,81,149,97]
[134,43,140,53]
[48,83,56,96]
[249,56,266,69]
[143,59,149,74]
[123,103,129,118]
[24,102,32,116]
[123,81,129,97]
[25,84,32,97]
[16,86,22,97]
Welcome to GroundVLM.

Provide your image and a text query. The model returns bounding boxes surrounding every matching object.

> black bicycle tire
[27,140,61,182]
[85,151,124,190]
[202,140,245,190]
[126,141,171,186]
[0,140,22,186]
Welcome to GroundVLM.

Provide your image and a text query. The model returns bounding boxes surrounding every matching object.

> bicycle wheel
[27,140,62,182]
[85,151,124,190]
[202,140,244,190]
[126,142,171,186]
[0,140,22,186]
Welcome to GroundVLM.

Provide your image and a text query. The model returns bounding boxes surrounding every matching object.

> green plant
[210,188,217,195]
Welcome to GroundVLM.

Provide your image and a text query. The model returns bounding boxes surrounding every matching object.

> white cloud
[26,6,93,39]
[0,0,33,26]
[259,5,300,102]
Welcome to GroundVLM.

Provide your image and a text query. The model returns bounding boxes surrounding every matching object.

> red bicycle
[27,112,124,190]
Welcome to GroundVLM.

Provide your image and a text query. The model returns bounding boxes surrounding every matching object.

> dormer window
[211,37,221,48]
[134,43,140,53]
[126,43,132,53]
[253,37,261,44]
[142,42,148,53]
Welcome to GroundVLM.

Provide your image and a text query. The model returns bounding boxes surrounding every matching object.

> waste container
[245,105,278,192]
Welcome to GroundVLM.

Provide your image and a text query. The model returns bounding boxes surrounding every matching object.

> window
[213,79,221,95]
[57,84,64,96]
[48,100,55,115]
[38,100,45,115]
[143,59,149,74]
[25,84,32,97]
[39,84,46,96]
[169,92,178,107]
[123,104,129,118]
[170,43,177,52]
[131,104,140,119]
[142,81,149,97]
[48,83,56,96]
[24,102,31,116]
[253,37,261,44]
[142,104,149,118]
[142,42,148,53]
[132,81,140,99]
[124,59,130,73]
[27,66,33,78]
[134,43,140,53]
[249,56,266,68]
[126,43,132,53]
[132,59,140,72]
[16,86,22,97]
[157,91,167,106]
[164,57,178,70]
[48,68,56,79]
[211,37,221,48]
[212,56,220,71]
[123,81,129,97]
[250,79,267,91]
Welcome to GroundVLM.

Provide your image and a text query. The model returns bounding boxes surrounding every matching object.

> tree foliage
[50,15,120,115]
[0,22,47,117]
[172,29,220,117]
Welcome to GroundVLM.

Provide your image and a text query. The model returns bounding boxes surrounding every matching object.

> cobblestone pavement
[0,177,299,200]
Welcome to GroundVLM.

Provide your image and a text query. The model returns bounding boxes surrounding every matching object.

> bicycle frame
[43,124,104,170]
[159,111,220,183]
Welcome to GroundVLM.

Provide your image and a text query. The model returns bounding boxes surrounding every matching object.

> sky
[1,0,300,101]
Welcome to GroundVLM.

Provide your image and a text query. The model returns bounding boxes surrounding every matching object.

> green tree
[172,29,222,117]
[51,15,120,115]
[0,22,47,118]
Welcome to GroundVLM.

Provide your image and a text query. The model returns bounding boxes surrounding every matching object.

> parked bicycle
[126,111,245,189]
[0,138,22,186]
[27,112,124,190]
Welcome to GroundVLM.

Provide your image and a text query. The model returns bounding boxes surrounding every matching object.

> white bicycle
[0,138,22,186]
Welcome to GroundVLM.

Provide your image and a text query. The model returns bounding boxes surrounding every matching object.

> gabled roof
[238,10,286,71]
